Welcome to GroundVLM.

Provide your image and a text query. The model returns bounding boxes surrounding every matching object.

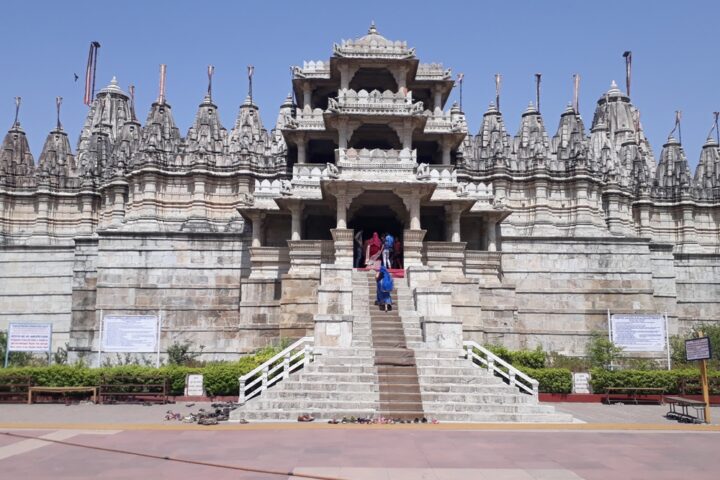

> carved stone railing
[292,164,332,184]
[336,148,416,166]
[284,107,326,130]
[328,89,423,115]
[287,240,323,274]
[464,341,539,396]
[416,63,452,80]
[424,113,465,134]
[333,40,414,59]
[424,241,466,274]
[292,60,331,79]
[465,250,502,284]
[254,178,282,197]
[427,166,456,186]
[238,336,314,403]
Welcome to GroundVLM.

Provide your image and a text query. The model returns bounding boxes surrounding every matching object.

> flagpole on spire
[670,110,682,144]
[623,51,632,97]
[83,41,101,106]
[495,73,502,111]
[572,74,580,115]
[247,65,255,104]
[714,111,720,145]
[456,73,464,112]
[207,65,215,100]
[13,96,21,128]
[129,85,136,121]
[158,64,167,104]
[56,96,63,130]
[535,73,542,113]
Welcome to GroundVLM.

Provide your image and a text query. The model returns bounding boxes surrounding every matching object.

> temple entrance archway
[347,191,407,268]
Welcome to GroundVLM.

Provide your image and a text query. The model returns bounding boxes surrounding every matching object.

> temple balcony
[292,61,331,79]
[327,89,424,116]
[284,107,326,131]
[416,63,452,81]
[423,111,467,135]
[332,147,417,181]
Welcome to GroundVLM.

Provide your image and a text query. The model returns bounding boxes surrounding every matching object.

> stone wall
[0,245,75,351]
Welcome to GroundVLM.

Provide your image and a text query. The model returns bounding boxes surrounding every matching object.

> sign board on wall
[7,323,52,352]
[572,372,592,394]
[185,374,205,396]
[101,315,158,353]
[610,314,666,352]
[686,337,712,362]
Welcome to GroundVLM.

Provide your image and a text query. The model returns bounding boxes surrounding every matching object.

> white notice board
[610,314,667,352]
[7,323,53,352]
[102,315,158,352]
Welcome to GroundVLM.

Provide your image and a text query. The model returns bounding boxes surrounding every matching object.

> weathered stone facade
[1,25,719,362]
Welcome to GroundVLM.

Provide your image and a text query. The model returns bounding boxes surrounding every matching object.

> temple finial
[369,21,377,34]
[55,96,63,130]
[247,65,255,105]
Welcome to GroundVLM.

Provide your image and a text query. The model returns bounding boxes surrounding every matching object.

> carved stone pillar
[486,218,497,252]
[433,85,443,114]
[302,82,312,109]
[297,135,307,164]
[403,229,426,267]
[248,212,265,247]
[441,139,451,165]
[288,202,303,241]
[330,228,353,266]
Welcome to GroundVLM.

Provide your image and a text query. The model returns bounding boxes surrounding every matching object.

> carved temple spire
[184,93,228,164]
[589,80,656,182]
[694,134,720,197]
[138,97,182,166]
[228,96,269,156]
[513,102,550,170]
[37,124,75,179]
[0,117,35,181]
[551,103,588,166]
[474,102,511,169]
[654,134,693,194]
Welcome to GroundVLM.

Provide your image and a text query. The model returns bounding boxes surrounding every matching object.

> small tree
[166,341,205,366]
[587,332,623,370]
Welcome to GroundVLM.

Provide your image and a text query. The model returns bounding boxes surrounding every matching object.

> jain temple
[1,25,719,420]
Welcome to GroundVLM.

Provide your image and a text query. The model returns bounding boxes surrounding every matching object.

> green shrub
[520,367,572,393]
[0,345,285,397]
[485,345,546,369]
[590,368,720,395]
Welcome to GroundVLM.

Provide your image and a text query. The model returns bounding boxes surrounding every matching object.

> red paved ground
[1,428,719,480]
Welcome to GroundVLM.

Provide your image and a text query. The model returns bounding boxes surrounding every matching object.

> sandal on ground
[297,414,315,422]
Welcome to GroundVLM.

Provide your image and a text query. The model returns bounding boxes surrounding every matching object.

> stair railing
[463,340,539,396]
[238,337,314,403]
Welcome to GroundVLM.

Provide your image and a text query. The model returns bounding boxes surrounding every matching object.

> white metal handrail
[463,341,539,396]
[238,337,314,403]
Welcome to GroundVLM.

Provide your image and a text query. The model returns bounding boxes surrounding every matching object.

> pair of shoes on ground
[198,417,218,426]
[237,418,249,424]
[297,414,315,422]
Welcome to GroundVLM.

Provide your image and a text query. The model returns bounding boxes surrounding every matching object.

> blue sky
[1,0,718,169]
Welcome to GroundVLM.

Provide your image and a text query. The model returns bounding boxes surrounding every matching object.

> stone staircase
[231,269,573,423]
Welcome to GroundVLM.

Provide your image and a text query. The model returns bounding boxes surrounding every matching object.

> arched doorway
[347,191,407,269]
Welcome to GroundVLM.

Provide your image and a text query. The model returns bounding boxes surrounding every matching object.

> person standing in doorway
[393,238,403,269]
[365,232,382,268]
[375,264,394,311]
[382,232,394,269]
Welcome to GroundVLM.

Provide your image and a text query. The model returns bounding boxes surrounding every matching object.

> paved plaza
[1,403,719,479]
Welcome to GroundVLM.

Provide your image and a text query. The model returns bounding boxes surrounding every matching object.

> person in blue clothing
[381,232,394,269]
[375,265,394,312]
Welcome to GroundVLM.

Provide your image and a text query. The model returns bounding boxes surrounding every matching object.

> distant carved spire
[138,97,182,167]
[38,125,75,179]
[474,102,511,169]
[185,93,228,166]
[0,121,35,182]
[694,134,720,197]
[228,96,268,155]
[654,134,693,196]
[551,103,588,167]
[513,102,550,170]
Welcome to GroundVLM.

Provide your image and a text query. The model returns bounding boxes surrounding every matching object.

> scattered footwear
[297,414,315,422]
[198,417,218,426]
[328,418,340,424]
[185,402,195,407]
[238,418,249,424]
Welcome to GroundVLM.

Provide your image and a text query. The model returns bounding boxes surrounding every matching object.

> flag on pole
[623,51,632,97]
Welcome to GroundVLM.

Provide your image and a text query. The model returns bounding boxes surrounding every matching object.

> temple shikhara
[1,25,719,420]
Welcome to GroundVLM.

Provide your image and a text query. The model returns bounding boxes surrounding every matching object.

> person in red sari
[365,232,382,268]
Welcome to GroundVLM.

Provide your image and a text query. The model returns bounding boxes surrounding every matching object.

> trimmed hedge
[590,368,720,395]
[520,367,572,394]
[485,345,546,369]
[0,348,281,396]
